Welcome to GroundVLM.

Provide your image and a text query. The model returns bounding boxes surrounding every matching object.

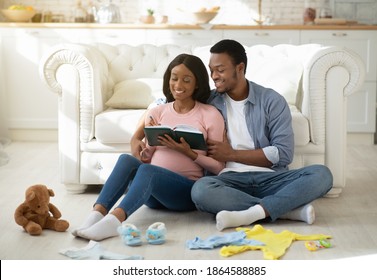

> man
[131,39,333,231]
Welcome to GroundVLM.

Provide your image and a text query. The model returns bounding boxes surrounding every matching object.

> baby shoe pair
[118,222,167,246]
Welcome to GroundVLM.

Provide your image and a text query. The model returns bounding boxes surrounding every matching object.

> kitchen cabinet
[301,30,377,134]
[346,82,376,132]
[223,30,300,45]
[76,28,147,45]
[146,29,222,46]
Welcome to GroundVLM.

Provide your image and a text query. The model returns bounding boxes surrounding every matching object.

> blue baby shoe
[118,223,142,246]
[146,222,167,245]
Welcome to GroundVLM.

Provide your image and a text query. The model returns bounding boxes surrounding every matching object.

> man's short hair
[210,39,247,72]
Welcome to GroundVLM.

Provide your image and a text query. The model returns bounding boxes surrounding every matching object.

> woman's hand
[158,135,198,160]
[131,137,146,160]
[140,147,153,163]
[148,116,159,126]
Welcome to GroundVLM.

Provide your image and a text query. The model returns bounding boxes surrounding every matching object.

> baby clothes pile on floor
[187,224,332,260]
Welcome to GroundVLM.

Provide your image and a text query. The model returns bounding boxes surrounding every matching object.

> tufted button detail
[129,66,133,71]
[97,162,103,170]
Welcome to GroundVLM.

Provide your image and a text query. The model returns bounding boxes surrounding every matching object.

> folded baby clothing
[60,240,143,260]
[220,224,332,260]
[186,231,264,249]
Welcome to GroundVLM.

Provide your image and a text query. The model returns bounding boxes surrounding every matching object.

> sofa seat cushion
[290,105,310,146]
[95,108,146,143]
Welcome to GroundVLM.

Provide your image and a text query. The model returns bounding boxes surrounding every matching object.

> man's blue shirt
[208,80,294,171]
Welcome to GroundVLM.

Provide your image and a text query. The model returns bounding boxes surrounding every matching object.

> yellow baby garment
[220,224,331,260]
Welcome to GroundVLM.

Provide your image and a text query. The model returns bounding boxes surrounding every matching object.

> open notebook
[144,125,207,150]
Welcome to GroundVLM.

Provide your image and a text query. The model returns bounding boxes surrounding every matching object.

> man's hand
[208,131,273,167]
[207,131,234,162]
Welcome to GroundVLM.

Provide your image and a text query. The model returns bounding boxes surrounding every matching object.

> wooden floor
[1,141,377,261]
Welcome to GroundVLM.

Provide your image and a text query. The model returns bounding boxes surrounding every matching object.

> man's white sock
[216,205,266,231]
[279,204,315,224]
[77,214,121,241]
[71,211,104,237]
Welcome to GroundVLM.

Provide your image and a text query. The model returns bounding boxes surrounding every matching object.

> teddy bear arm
[14,204,31,226]
[48,203,62,218]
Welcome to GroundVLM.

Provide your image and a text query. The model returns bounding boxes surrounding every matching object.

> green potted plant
[140,8,155,24]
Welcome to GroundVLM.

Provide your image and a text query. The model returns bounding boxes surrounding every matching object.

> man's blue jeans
[95,154,196,218]
[191,165,333,221]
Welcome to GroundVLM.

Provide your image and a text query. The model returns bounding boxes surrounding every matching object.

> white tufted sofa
[40,43,365,196]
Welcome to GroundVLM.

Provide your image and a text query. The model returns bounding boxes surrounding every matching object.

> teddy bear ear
[48,189,55,197]
[26,191,36,201]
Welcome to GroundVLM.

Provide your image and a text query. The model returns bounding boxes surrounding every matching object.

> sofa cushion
[105,78,164,109]
[195,45,303,105]
[95,109,146,143]
[245,48,303,105]
[246,59,303,105]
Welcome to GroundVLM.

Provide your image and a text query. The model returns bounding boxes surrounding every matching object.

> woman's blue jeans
[191,164,333,221]
[95,154,196,218]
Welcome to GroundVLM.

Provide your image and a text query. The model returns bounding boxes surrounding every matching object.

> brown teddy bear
[14,184,69,235]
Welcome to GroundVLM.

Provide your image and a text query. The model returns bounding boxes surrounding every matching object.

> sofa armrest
[40,43,110,142]
[39,44,110,190]
[302,46,365,144]
[301,46,365,193]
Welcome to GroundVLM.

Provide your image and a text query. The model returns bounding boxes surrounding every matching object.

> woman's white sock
[216,205,266,231]
[280,204,315,224]
[71,211,104,237]
[76,214,121,241]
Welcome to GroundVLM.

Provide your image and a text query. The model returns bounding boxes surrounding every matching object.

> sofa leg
[324,186,342,198]
[64,184,88,194]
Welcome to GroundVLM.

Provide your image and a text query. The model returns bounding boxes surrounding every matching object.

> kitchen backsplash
[1,0,377,25]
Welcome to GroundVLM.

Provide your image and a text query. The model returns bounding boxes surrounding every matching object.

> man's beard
[216,88,227,94]
[215,71,237,94]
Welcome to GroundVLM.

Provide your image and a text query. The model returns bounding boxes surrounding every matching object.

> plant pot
[140,15,155,24]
